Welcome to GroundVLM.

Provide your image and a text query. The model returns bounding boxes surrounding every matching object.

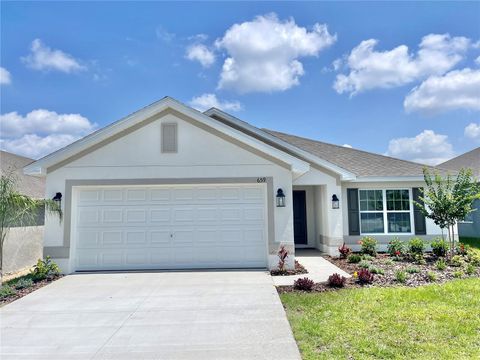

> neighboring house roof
[439,147,480,178]
[205,107,444,180]
[0,151,45,198]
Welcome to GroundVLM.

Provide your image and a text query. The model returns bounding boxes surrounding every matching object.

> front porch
[291,184,344,256]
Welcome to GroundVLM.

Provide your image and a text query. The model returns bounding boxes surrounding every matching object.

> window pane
[387,213,411,233]
[361,213,384,233]
[359,190,383,211]
[386,190,410,211]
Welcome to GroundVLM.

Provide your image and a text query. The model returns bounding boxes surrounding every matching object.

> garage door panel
[74,184,267,271]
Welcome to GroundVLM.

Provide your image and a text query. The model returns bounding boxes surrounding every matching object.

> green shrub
[467,248,480,266]
[0,285,15,300]
[395,270,407,283]
[384,259,394,266]
[369,266,384,275]
[466,264,476,276]
[14,278,34,290]
[408,237,425,256]
[449,255,463,268]
[456,243,470,256]
[31,256,60,282]
[435,258,447,271]
[361,254,374,261]
[412,253,427,265]
[359,236,377,256]
[358,260,371,269]
[430,237,449,257]
[406,267,419,274]
[427,271,437,282]
[347,254,362,263]
[453,270,464,278]
[387,237,406,257]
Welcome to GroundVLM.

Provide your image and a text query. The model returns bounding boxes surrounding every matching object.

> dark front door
[293,190,308,245]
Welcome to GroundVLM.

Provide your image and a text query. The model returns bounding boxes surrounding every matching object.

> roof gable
[24,97,309,177]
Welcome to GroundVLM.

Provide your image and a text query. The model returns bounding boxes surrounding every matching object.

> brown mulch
[1,275,62,307]
[277,253,480,293]
[271,260,308,276]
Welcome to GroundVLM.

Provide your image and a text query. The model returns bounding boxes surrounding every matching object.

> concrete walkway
[1,271,301,360]
[273,249,351,286]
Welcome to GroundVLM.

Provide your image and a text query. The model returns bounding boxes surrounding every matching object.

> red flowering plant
[338,243,352,259]
[357,269,374,285]
[387,237,405,259]
[277,245,289,272]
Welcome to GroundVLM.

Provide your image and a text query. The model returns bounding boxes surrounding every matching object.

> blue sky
[1,1,479,163]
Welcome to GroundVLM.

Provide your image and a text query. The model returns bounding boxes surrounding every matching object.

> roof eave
[204,108,357,181]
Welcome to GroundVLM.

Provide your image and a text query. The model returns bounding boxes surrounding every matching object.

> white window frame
[359,188,415,236]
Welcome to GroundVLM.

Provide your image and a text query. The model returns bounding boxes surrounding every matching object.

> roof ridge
[263,129,443,171]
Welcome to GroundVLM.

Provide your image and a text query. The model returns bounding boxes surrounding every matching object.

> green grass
[460,237,480,249]
[281,279,480,359]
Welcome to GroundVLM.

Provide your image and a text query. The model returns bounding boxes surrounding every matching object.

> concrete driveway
[1,271,300,360]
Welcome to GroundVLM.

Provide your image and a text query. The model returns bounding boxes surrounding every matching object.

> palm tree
[0,171,62,285]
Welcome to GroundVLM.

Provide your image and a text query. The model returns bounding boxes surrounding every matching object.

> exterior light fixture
[52,192,62,207]
[332,194,340,209]
[276,188,286,207]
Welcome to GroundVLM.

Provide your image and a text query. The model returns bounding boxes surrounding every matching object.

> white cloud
[155,26,175,42]
[404,68,480,114]
[186,44,215,68]
[22,39,86,73]
[0,134,80,159]
[342,144,352,148]
[0,109,96,159]
[0,67,11,85]
[334,34,471,95]
[475,55,480,65]
[465,122,480,140]
[385,130,455,165]
[189,93,243,112]
[215,13,336,93]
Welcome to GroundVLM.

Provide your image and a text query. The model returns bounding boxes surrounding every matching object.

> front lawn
[460,237,480,249]
[281,278,480,359]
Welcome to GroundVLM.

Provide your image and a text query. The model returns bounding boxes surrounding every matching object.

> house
[1,150,45,275]
[440,147,480,239]
[24,97,447,273]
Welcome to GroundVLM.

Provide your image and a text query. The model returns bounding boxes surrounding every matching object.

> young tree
[0,172,62,285]
[415,168,480,257]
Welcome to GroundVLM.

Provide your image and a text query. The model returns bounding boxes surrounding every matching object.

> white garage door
[73,184,268,271]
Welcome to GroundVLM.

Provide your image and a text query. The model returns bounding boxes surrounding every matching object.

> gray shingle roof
[263,129,446,178]
[439,147,480,177]
[0,151,45,198]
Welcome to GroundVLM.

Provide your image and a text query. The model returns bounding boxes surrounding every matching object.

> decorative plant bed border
[1,275,62,306]
[271,260,307,276]
[277,252,480,293]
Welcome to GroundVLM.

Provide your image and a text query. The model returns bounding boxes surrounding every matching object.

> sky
[1,1,479,164]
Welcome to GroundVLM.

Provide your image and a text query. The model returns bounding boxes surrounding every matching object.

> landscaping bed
[0,274,62,306]
[271,260,307,276]
[0,256,62,306]
[278,237,480,293]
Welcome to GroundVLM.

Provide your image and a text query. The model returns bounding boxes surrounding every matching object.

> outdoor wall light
[276,188,286,207]
[332,194,340,209]
[52,192,62,207]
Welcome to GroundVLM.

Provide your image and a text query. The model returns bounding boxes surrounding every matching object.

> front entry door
[293,190,308,245]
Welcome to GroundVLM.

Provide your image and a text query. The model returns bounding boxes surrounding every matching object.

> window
[359,189,413,234]
[161,123,177,153]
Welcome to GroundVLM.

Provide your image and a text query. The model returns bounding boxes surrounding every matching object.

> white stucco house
[24,97,446,273]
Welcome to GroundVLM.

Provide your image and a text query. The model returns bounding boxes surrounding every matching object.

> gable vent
[161,123,177,153]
